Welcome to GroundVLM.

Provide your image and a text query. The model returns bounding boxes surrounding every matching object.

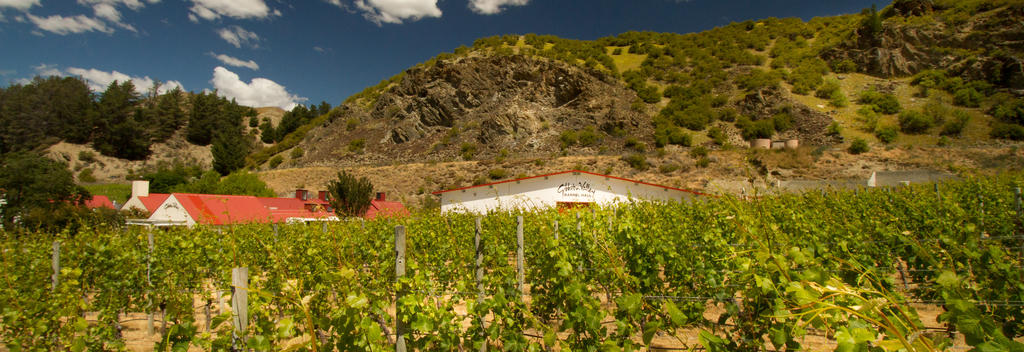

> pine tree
[327,171,373,218]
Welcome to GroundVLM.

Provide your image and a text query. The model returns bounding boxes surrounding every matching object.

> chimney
[295,189,308,200]
[131,180,149,198]
[318,191,328,201]
[376,192,385,201]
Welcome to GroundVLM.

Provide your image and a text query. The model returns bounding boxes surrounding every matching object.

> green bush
[772,113,793,132]
[827,121,842,136]
[815,79,841,99]
[654,125,692,147]
[269,155,284,168]
[248,116,259,128]
[989,97,1024,125]
[953,87,982,108]
[695,156,711,168]
[831,59,858,73]
[990,123,1024,140]
[78,150,97,163]
[897,110,933,134]
[348,139,365,153]
[875,126,898,144]
[290,147,304,159]
[577,127,602,146]
[488,168,508,180]
[708,126,726,145]
[624,138,647,152]
[737,117,774,140]
[621,153,648,170]
[940,110,970,136]
[856,106,880,131]
[848,138,869,154]
[560,130,577,148]
[460,142,477,160]
[829,90,848,108]
[77,168,96,183]
[346,118,359,131]
[923,96,949,125]
[736,68,782,91]
[658,163,679,173]
[858,90,901,114]
[689,146,709,158]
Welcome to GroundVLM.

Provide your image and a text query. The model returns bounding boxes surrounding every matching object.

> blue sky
[0,0,881,110]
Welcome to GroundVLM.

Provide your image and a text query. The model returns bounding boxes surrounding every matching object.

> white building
[433,170,708,214]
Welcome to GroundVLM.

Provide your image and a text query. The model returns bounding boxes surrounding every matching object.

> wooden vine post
[474,217,487,352]
[516,216,525,296]
[231,267,249,349]
[51,241,59,291]
[146,227,155,336]
[394,226,407,352]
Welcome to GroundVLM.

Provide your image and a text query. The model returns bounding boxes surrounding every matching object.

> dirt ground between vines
[59,291,970,352]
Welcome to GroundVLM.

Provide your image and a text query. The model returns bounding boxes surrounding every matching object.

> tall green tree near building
[0,152,90,228]
[327,171,373,218]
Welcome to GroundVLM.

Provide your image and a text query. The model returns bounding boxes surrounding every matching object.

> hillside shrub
[653,125,692,147]
[624,138,647,152]
[875,126,898,144]
[898,110,933,134]
[621,153,648,170]
[737,117,774,140]
[772,113,793,132]
[488,168,508,180]
[989,97,1024,125]
[695,156,711,168]
[77,168,96,183]
[577,127,602,146]
[290,147,304,159]
[78,151,96,163]
[346,118,359,131]
[736,69,782,91]
[953,87,982,108]
[856,106,880,131]
[269,155,284,168]
[460,142,477,160]
[848,138,869,154]
[560,130,577,148]
[941,110,970,136]
[858,90,901,114]
[708,126,726,145]
[991,123,1024,140]
[348,139,365,153]
[923,96,950,125]
[827,122,842,136]
[690,146,709,158]
[831,59,858,73]
[658,163,679,173]
[829,90,848,107]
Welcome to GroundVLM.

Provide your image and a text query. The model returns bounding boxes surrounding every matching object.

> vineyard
[3,175,1024,351]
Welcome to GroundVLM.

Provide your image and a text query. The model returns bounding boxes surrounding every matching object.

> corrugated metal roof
[84,195,114,209]
[365,200,409,219]
[139,194,170,212]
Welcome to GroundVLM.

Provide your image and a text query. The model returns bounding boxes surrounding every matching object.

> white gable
[438,171,700,214]
[147,195,196,226]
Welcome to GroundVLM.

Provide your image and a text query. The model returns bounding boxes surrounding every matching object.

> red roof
[84,195,114,209]
[432,170,710,196]
[139,193,170,212]
[167,193,335,225]
[365,200,409,219]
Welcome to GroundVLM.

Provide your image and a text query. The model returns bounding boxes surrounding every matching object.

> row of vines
[3,174,1024,351]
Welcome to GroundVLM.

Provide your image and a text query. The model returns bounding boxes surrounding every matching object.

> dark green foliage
[653,125,692,147]
[772,113,793,132]
[577,127,602,146]
[736,69,782,91]
[787,58,829,95]
[848,137,869,154]
[290,147,304,159]
[898,110,934,134]
[875,126,898,143]
[93,80,152,160]
[858,90,901,114]
[348,139,365,153]
[248,116,259,128]
[212,130,251,175]
[327,171,374,217]
[827,121,842,136]
[488,168,508,180]
[708,126,727,145]
[260,119,278,143]
[736,117,775,140]
[989,97,1024,125]
[990,123,1024,140]
[941,110,970,136]
[860,4,883,41]
[0,152,90,228]
[460,142,477,160]
[953,88,982,107]
[624,138,647,152]
[0,76,96,153]
[77,168,96,183]
[831,59,858,73]
[689,146,709,158]
[560,130,578,148]
[269,155,284,168]
[621,153,648,170]
[815,78,842,99]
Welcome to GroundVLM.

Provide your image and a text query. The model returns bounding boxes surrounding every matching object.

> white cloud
[65,67,184,94]
[33,63,62,77]
[354,0,441,25]
[189,0,276,21]
[313,46,325,53]
[211,52,259,70]
[26,13,113,35]
[217,25,259,48]
[0,0,40,11]
[210,66,303,110]
[468,0,528,15]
